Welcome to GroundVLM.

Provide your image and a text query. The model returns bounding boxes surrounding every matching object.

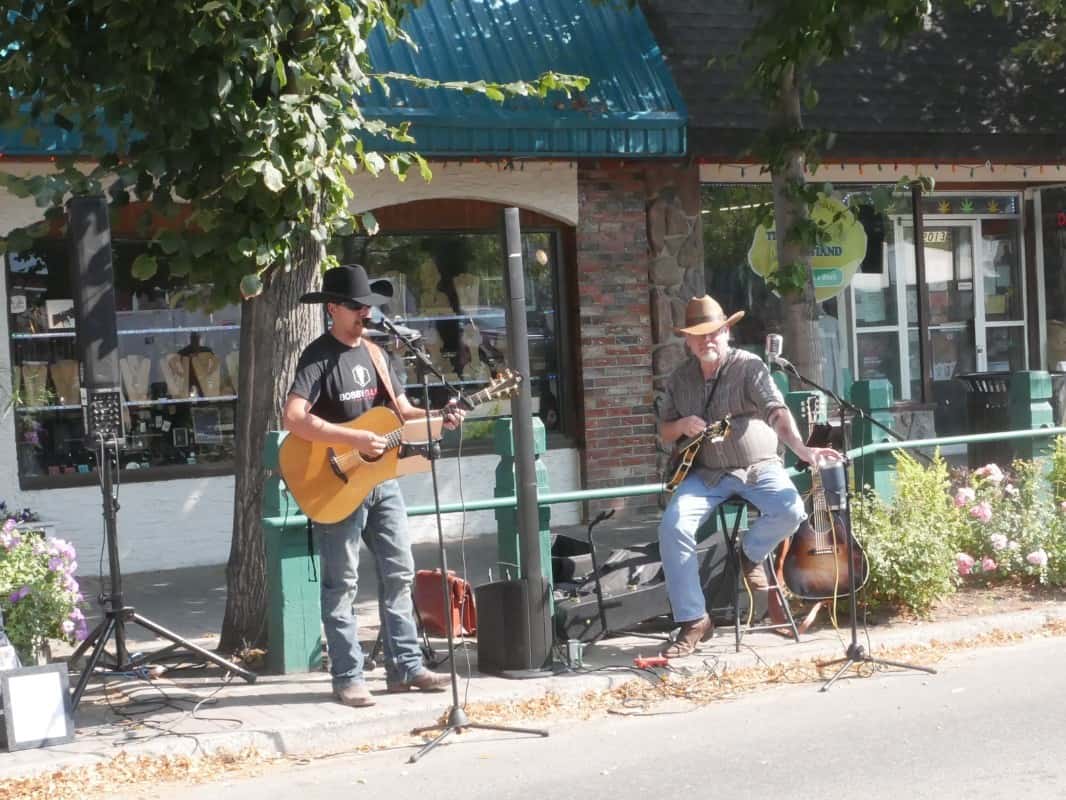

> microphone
[364,316,422,342]
[764,333,796,373]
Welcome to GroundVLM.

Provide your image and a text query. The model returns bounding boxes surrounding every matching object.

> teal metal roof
[363,0,686,157]
[0,0,685,158]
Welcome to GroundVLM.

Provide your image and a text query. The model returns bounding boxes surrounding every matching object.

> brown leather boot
[742,553,787,625]
[660,613,714,658]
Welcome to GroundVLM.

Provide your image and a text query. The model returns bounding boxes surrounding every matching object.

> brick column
[574,162,703,514]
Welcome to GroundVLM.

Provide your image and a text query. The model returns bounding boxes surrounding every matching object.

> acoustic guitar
[278,370,521,523]
[781,396,869,601]
[663,416,732,495]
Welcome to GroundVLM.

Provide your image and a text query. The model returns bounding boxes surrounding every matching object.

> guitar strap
[701,349,733,421]
[364,338,399,408]
[660,351,734,500]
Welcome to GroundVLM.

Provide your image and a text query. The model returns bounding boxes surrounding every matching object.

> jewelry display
[224,351,240,395]
[49,359,81,405]
[461,321,490,380]
[190,352,222,397]
[119,355,152,401]
[20,362,50,407]
[161,353,191,398]
[453,273,480,312]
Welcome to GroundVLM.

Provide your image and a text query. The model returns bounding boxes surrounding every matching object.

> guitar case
[552,529,758,643]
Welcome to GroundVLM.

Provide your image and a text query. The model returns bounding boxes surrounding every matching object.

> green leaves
[239,273,264,299]
[262,163,286,193]
[0,0,586,309]
[131,253,159,280]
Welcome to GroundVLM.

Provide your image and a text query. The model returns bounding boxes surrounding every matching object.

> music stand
[374,316,547,763]
[771,361,936,690]
[69,433,256,712]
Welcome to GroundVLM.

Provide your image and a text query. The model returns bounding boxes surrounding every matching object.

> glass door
[899,220,978,375]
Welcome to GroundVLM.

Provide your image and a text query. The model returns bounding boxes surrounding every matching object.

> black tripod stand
[770,360,935,691]
[69,436,256,712]
[375,316,547,764]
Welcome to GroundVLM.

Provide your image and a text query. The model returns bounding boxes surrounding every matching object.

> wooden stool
[717,498,801,652]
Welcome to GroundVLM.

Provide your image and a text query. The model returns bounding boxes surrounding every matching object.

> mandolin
[781,397,868,601]
[278,370,521,523]
[663,416,732,495]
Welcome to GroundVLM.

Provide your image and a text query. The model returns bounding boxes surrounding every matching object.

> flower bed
[852,441,1066,616]
[0,505,87,664]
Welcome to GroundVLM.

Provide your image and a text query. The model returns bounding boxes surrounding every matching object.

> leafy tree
[700,0,1065,384]
[0,0,584,652]
[719,1,929,384]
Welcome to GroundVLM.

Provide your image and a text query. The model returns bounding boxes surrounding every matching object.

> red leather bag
[413,569,477,637]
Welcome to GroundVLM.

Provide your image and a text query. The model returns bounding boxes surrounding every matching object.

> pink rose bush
[0,511,86,663]
[952,461,1064,585]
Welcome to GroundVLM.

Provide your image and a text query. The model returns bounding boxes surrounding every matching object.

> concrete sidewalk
[4,520,1066,780]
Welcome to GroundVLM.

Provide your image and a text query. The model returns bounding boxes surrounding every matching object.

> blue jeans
[315,480,425,689]
[657,464,807,623]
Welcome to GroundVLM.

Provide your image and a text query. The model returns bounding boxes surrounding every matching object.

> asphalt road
[145,636,1066,799]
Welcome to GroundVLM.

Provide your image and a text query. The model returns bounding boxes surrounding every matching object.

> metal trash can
[956,372,1011,469]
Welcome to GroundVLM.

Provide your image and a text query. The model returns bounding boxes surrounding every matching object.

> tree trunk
[219,241,323,654]
[769,64,823,387]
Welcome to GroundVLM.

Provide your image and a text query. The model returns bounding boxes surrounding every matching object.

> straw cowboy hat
[675,295,745,336]
[299,264,394,306]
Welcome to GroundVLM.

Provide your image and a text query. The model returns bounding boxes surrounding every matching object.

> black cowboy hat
[299,264,394,306]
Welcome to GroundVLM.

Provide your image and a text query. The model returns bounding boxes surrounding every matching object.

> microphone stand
[771,359,936,690]
[374,315,548,762]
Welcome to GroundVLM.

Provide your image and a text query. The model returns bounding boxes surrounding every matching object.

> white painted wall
[0,161,583,576]
[348,160,579,225]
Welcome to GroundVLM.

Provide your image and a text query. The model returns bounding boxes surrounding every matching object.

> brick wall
[575,161,703,514]
[575,163,655,511]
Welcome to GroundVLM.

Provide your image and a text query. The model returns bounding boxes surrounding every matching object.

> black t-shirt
[288,333,406,424]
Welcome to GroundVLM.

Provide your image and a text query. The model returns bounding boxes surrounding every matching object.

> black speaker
[475,578,551,676]
[67,195,124,441]
[856,204,885,274]
[67,196,119,391]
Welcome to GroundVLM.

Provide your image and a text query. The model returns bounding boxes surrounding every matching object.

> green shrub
[852,450,963,615]
[1049,435,1066,505]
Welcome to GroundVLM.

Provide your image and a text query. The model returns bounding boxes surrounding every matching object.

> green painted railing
[263,426,1066,529]
[845,426,1066,459]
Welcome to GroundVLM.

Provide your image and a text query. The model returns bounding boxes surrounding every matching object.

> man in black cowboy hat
[283,264,465,707]
[656,295,840,658]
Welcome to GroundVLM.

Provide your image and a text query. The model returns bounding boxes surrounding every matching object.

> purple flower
[0,530,19,550]
[2,518,16,533]
[74,620,89,642]
[48,555,63,572]
[61,619,75,635]
[8,585,31,603]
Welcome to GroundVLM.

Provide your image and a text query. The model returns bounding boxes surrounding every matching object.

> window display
[341,230,565,442]
[6,239,239,488]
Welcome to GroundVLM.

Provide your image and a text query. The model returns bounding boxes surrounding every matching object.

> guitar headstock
[803,394,822,423]
[483,369,523,400]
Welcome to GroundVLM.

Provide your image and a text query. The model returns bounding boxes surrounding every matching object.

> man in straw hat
[656,295,840,658]
[283,264,465,706]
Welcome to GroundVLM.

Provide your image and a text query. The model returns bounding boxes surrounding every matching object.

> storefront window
[340,230,566,444]
[846,193,1025,406]
[1042,187,1066,369]
[7,239,239,488]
